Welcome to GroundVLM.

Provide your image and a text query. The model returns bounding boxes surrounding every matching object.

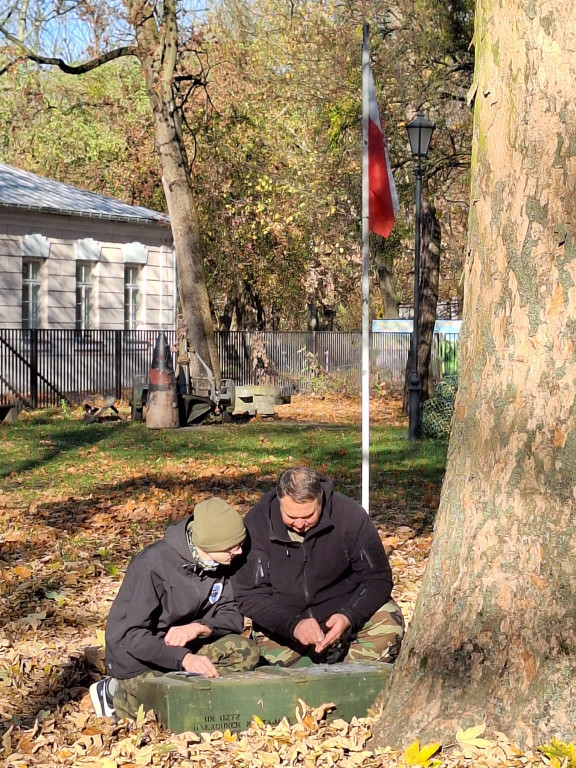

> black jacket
[105,517,243,679]
[231,479,393,641]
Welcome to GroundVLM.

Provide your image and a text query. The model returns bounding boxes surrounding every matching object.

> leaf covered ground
[0,394,558,767]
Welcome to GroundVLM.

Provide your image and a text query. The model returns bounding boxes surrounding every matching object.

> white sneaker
[89,678,116,719]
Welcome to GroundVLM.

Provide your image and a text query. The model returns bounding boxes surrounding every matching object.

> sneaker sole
[90,681,116,719]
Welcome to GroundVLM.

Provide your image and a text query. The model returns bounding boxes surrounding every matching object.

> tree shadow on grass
[1,435,445,630]
[0,419,133,481]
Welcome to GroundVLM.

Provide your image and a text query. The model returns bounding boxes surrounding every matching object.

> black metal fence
[0,329,459,408]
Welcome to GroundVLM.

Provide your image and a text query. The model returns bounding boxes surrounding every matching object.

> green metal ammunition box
[132,661,392,734]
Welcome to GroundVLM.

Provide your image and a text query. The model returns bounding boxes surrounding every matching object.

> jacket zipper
[361,547,375,570]
[255,555,265,585]
[302,543,313,616]
[350,584,367,609]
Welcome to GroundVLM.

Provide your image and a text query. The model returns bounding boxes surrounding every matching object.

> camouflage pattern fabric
[421,373,458,439]
[254,600,405,668]
[112,634,259,720]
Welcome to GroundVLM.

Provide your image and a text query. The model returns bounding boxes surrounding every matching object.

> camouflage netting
[421,373,458,439]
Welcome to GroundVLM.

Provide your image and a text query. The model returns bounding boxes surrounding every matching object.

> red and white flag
[367,66,399,238]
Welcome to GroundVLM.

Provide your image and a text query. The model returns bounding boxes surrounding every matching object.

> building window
[22,260,42,330]
[124,265,141,330]
[76,262,93,331]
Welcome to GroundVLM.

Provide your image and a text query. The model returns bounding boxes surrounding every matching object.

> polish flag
[368,67,399,238]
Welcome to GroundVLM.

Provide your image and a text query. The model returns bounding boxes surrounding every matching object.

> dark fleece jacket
[105,516,243,679]
[231,479,393,641]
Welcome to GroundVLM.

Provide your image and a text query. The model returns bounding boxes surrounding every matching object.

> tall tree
[375,0,576,747]
[0,0,220,378]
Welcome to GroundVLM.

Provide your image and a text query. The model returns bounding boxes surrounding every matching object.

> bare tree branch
[0,25,138,73]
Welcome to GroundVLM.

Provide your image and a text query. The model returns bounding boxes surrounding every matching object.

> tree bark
[402,198,441,410]
[376,0,576,747]
[418,199,441,399]
[374,244,399,318]
[130,0,220,381]
[307,301,319,332]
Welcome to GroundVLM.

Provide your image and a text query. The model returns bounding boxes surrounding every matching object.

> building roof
[0,163,170,226]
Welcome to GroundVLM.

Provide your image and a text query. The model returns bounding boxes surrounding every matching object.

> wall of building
[0,209,176,330]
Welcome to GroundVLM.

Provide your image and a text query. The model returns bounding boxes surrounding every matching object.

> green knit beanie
[191,498,246,552]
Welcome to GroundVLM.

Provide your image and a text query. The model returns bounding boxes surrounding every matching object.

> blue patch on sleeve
[209,583,223,604]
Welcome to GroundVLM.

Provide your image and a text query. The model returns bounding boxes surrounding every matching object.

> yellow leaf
[252,714,265,727]
[456,723,495,750]
[457,723,485,740]
[419,742,442,762]
[135,704,146,729]
[96,629,106,647]
[404,740,421,765]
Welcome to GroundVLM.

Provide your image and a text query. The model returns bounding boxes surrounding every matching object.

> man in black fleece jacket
[232,467,404,667]
[90,498,258,720]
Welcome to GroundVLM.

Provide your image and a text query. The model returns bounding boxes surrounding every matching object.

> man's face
[205,544,243,566]
[279,496,322,534]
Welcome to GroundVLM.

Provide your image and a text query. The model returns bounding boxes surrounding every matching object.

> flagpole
[361,22,370,515]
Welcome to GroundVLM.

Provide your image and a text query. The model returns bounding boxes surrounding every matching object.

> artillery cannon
[134,332,290,427]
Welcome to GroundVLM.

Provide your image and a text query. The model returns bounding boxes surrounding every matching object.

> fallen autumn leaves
[0,394,560,767]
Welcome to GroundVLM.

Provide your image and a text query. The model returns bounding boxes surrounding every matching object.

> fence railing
[0,329,459,408]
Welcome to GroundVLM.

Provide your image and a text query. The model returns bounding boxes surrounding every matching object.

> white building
[0,163,176,331]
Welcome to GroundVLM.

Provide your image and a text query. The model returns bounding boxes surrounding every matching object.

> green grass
[0,415,447,526]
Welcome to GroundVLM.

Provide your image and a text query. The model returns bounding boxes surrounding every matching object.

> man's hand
[313,613,351,653]
[293,617,325,647]
[181,652,220,677]
[164,622,212,647]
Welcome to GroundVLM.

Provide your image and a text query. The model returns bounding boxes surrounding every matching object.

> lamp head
[406,112,435,158]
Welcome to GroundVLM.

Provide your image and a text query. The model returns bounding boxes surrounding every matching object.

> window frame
[75,261,94,333]
[22,259,42,330]
[124,264,141,331]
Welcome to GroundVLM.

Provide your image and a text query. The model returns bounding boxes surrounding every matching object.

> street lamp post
[406,112,435,441]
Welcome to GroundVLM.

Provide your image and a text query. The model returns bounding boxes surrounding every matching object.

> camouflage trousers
[113,634,259,720]
[253,600,405,668]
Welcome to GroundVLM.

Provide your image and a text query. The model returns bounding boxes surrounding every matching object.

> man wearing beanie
[90,498,258,720]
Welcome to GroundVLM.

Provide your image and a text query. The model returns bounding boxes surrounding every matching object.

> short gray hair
[277,467,323,503]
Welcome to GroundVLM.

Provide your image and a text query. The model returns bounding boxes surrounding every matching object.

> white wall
[0,236,22,328]
[0,209,176,331]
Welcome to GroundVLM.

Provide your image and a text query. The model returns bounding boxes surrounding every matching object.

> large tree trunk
[376,0,576,748]
[158,124,220,380]
[132,0,220,382]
